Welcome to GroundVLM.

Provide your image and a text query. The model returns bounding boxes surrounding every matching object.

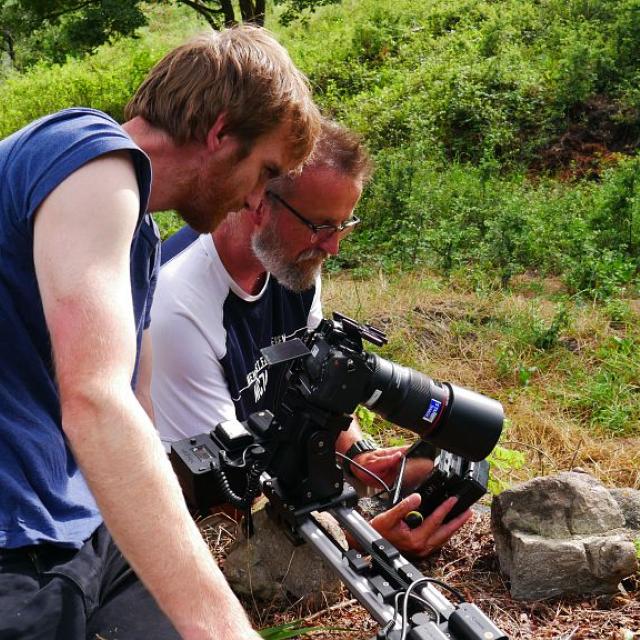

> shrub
[0,6,196,136]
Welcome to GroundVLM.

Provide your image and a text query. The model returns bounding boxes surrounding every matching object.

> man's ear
[205,112,230,153]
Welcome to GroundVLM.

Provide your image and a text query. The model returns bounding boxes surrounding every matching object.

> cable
[398,577,467,640]
[380,592,406,639]
[390,454,407,506]
[417,578,466,603]
[335,451,392,494]
[381,591,440,639]
[214,445,268,511]
[400,578,430,640]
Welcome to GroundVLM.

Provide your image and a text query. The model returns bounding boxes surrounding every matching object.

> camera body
[171,312,504,515]
[266,312,504,462]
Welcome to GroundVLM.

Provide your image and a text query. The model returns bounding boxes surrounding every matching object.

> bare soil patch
[530,95,640,181]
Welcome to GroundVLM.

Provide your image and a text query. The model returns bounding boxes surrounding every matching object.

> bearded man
[150,119,472,558]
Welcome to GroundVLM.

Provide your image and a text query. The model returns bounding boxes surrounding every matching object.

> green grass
[259,620,323,639]
[2,0,639,464]
[322,269,639,489]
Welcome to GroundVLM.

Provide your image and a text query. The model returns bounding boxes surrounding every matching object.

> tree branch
[218,0,236,25]
[176,0,228,29]
[40,0,100,24]
[238,0,264,25]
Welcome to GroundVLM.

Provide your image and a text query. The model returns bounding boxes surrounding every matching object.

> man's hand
[349,446,435,491]
[369,494,473,559]
[349,446,406,488]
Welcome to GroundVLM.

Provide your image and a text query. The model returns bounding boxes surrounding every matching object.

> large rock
[223,505,346,610]
[491,472,638,600]
[494,472,624,538]
[610,487,640,533]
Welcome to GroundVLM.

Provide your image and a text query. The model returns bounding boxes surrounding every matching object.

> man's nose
[245,183,266,212]
[316,232,341,256]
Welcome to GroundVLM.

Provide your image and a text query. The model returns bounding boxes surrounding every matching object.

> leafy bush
[0,6,196,136]
[487,444,526,495]
[3,0,640,297]
[282,0,639,162]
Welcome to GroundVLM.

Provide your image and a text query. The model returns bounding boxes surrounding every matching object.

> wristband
[342,439,377,475]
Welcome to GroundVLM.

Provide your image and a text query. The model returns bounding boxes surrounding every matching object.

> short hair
[124,25,320,166]
[272,118,373,195]
[308,118,373,183]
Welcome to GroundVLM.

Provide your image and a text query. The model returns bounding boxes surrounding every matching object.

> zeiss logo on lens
[422,399,442,424]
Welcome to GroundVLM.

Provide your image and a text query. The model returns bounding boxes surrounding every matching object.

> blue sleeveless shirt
[0,108,156,549]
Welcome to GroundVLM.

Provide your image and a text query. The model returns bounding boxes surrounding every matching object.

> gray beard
[251,225,325,292]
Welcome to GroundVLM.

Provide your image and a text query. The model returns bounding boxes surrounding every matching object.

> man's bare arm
[336,417,404,488]
[34,153,259,640]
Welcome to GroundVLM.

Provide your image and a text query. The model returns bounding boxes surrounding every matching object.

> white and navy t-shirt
[151,227,322,449]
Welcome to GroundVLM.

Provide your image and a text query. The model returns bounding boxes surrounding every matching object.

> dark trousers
[0,524,180,640]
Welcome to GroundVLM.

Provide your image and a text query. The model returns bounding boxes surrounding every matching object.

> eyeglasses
[266,190,360,240]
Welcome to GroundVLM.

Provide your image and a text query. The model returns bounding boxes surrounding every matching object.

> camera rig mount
[170,312,509,640]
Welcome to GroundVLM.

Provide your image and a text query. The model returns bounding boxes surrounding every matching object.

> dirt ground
[201,510,639,640]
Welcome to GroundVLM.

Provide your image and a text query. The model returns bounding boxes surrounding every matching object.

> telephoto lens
[364,354,504,461]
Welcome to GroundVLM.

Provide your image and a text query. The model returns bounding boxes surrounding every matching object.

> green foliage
[0,1,345,70]
[491,296,640,435]
[355,405,376,433]
[603,299,635,324]
[516,363,538,387]
[0,5,194,136]
[0,0,149,69]
[531,307,570,351]
[334,154,640,294]
[272,0,640,290]
[486,445,526,495]
[561,333,640,433]
[284,0,639,162]
[154,211,184,241]
[275,0,341,26]
[635,537,640,560]
[564,249,638,300]
[2,0,637,306]
[259,620,322,639]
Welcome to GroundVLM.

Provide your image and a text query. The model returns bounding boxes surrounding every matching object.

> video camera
[171,312,508,639]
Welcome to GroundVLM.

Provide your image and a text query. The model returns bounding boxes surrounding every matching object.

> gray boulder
[223,505,346,610]
[610,487,640,533]
[491,472,638,600]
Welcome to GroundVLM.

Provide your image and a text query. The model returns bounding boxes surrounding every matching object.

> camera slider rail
[262,477,508,640]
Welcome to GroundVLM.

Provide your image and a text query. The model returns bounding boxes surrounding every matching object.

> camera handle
[261,475,508,640]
